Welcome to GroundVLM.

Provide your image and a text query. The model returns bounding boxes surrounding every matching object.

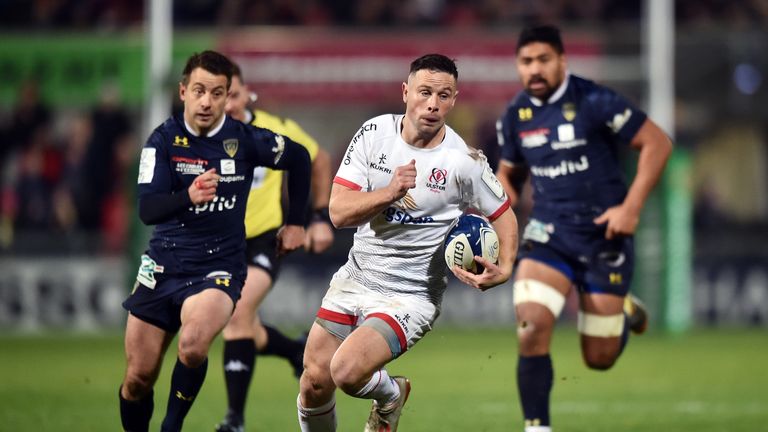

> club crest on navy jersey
[223,138,239,157]
[562,102,576,121]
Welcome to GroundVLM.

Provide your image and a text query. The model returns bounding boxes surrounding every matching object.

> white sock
[297,394,337,432]
[353,369,400,406]
[525,426,552,432]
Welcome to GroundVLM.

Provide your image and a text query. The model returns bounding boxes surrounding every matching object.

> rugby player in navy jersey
[495,26,672,432]
[117,50,311,432]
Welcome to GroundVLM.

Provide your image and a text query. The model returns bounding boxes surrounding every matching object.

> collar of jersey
[528,71,571,107]
[183,114,226,137]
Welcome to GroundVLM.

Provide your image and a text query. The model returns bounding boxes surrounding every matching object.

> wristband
[311,207,332,225]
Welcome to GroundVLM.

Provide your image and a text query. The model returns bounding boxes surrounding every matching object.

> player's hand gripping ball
[444,213,499,274]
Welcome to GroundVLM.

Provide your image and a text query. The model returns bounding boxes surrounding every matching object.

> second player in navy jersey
[118,50,311,432]
[495,26,672,432]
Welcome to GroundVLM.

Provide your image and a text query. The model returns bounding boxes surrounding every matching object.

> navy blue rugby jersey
[497,74,647,222]
[137,113,300,280]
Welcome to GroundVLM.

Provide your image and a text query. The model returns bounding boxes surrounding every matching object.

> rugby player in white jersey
[295,54,519,432]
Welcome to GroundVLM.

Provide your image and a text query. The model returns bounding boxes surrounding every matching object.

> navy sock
[119,386,153,432]
[517,354,553,427]
[160,357,208,432]
[261,324,302,359]
[223,338,257,422]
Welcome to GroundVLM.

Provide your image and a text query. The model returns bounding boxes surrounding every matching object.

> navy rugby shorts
[123,265,243,332]
[519,218,634,296]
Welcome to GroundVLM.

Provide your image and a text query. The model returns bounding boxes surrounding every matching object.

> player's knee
[177,334,209,367]
[300,362,334,403]
[578,311,624,370]
[516,319,553,356]
[123,371,155,399]
[582,348,618,371]
[329,355,365,395]
[514,279,564,350]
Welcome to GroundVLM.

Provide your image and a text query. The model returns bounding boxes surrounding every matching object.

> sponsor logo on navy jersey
[218,175,245,183]
[530,155,590,179]
[607,108,632,133]
[173,156,208,175]
[189,194,237,214]
[519,128,550,148]
[551,124,587,150]
[173,135,190,148]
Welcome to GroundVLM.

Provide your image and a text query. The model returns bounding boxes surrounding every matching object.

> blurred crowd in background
[0,0,767,258]
[0,80,136,254]
[0,0,767,29]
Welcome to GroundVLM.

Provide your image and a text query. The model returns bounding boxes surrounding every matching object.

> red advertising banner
[218,29,602,105]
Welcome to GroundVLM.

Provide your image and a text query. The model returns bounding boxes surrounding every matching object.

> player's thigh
[331,326,392,383]
[124,314,174,377]
[514,258,571,325]
[226,266,272,331]
[304,323,341,377]
[179,287,235,348]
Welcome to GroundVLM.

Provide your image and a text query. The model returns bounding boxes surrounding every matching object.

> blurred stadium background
[0,1,767,431]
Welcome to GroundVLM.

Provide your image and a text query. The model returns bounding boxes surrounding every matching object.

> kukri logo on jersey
[370,152,391,173]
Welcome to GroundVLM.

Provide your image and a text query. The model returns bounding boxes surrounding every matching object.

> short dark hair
[517,25,564,54]
[181,50,235,88]
[409,54,458,80]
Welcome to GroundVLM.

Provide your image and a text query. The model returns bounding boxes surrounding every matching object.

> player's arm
[271,136,312,253]
[138,169,219,225]
[494,112,528,208]
[453,207,519,291]
[495,161,528,208]
[330,159,416,228]
[305,147,335,253]
[594,118,672,239]
[136,132,219,225]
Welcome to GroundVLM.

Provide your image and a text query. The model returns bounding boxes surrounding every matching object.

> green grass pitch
[1,327,766,431]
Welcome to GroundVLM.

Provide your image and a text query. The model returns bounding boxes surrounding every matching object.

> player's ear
[179,81,186,101]
[402,82,408,103]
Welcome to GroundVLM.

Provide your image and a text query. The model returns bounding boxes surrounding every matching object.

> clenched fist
[189,168,220,205]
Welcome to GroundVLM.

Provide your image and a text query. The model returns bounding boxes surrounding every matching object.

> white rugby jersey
[333,114,510,304]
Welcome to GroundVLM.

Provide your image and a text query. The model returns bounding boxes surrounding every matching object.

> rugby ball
[444,213,499,274]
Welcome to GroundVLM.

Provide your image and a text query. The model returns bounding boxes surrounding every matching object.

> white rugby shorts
[316,277,440,354]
